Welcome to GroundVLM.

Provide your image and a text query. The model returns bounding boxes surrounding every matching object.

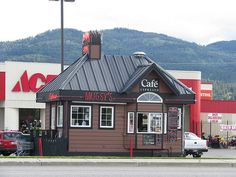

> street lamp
[49,0,75,72]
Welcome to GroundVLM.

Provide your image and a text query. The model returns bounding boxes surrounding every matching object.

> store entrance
[19,109,41,133]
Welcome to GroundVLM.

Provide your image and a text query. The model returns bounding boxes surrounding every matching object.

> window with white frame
[137,92,163,103]
[51,105,56,130]
[177,108,182,129]
[127,112,134,133]
[137,112,164,133]
[57,105,63,127]
[164,113,167,134]
[100,106,114,128]
[71,105,91,127]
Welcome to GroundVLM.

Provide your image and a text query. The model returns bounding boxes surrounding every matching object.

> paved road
[0,165,236,177]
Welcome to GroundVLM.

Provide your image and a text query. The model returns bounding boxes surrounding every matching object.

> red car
[0,131,22,156]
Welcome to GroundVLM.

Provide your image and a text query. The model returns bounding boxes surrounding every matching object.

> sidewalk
[1,158,236,167]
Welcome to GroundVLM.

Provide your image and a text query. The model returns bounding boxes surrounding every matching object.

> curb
[1,159,236,167]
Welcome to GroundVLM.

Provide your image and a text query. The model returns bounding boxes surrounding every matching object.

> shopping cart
[16,134,33,156]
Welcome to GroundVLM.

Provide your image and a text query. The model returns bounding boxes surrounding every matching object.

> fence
[33,130,68,156]
[200,120,236,148]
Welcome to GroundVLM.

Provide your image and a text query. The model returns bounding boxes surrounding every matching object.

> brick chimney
[82,31,102,59]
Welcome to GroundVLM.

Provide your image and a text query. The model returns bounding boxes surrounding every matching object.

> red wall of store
[201,100,236,113]
[180,79,201,136]
[0,72,5,100]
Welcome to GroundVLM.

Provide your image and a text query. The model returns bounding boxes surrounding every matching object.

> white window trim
[164,113,167,134]
[137,92,163,103]
[100,106,114,128]
[70,105,92,128]
[127,112,134,133]
[51,106,56,130]
[57,105,63,127]
[177,108,182,129]
[137,112,166,134]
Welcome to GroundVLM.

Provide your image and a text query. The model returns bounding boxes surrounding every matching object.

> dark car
[16,134,34,156]
[0,131,22,156]
[228,136,236,146]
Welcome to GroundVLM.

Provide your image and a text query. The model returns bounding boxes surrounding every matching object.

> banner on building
[220,124,236,131]
[207,113,222,123]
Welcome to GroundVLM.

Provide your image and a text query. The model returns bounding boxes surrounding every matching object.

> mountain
[207,40,236,54]
[0,28,236,84]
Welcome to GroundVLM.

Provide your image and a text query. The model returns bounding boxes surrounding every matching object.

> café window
[137,112,163,133]
[137,92,163,103]
[51,105,56,130]
[127,112,134,133]
[177,108,182,129]
[57,105,63,127]
[70,105,91,128]
[100,106,114,128]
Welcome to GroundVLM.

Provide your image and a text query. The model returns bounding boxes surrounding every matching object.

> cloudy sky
[0,0,235,45]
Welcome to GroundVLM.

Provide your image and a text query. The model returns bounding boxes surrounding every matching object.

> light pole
[50,0,75,73]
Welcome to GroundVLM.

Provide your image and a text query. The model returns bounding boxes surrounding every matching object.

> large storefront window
[100,106,114,128]
[138,112,163,133]
[71,105,91,128]
[19,109,41,133]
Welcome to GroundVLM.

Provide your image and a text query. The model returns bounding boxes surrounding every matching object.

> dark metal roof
[38,54,195,96]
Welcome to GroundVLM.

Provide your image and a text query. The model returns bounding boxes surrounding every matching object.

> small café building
[36,31,195,156]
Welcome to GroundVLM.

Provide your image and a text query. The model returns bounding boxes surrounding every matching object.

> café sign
[140,79,159,92]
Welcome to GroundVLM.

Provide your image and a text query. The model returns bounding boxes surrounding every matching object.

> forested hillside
[0,28,236,100]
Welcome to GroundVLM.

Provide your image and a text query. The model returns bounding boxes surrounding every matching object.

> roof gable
[121,63,195,96]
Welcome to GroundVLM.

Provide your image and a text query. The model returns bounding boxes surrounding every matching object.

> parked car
[15,134,34,156]
[0,131,22,156]
[228,136,236,146]
[184,132,208,158]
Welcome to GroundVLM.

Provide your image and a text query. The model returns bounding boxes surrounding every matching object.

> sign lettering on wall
[48,93,59,100]
[140,78,159,92]
[207,113,222,123]
[167,107,178,142]
[84,92,113,102]
[220,124,236,131]
[12,70,57,93]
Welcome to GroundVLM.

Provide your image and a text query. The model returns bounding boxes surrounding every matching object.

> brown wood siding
[134,130,182,153]
[137,103,163,112]
[162,131,182,153]
[69,104,129,153]
[136,134,162,149]
[127,103,136,112]
[159,80,172,93]
[45,103,50,130]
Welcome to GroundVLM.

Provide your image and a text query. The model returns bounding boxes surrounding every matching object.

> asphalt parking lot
[198,147,236,158]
